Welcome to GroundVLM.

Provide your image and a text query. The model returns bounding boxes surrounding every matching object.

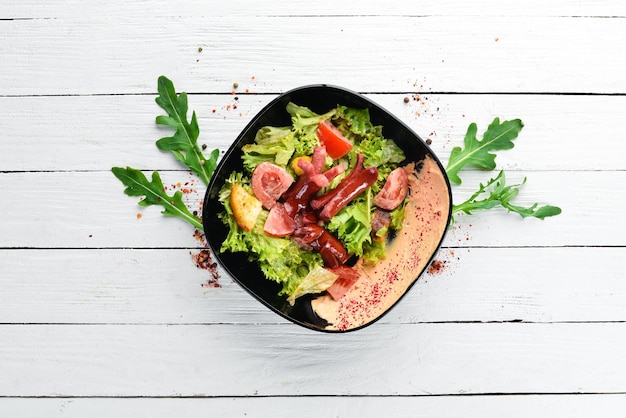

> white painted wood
[0,170,621,248]
[1,15,624,95]
[1,0,624,412]
[3,0,626,19]
[0,247,623,325]
[1,322,625,396]
[2,93,625,172]
[2,395,626,418]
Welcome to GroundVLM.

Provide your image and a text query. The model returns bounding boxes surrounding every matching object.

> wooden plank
[2,394,626,418]
[2,93,625,172]
[0,16,624,95]
[0,170,621,248]
[0,247,624,325]
[1,322,625,396]
[3,0,626,19]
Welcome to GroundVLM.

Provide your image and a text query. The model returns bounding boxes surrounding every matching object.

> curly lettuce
[326,193,373,257]
[218,172,324,296]
[286,102,335,156]
[242,126,295,171]
[219,102,409,298]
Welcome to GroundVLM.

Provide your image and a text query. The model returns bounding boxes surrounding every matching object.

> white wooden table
[2,1,626,416]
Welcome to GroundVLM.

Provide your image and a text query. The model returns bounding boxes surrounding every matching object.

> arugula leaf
[112,166,203,230]
[155,75,219,185]
[452,170,562,222]
[446,118,524,184]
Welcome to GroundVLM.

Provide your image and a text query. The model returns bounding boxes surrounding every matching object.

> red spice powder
[192,248,221,288]
[427,259,446,275]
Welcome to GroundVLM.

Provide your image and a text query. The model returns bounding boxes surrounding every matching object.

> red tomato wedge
[317,120,353,159]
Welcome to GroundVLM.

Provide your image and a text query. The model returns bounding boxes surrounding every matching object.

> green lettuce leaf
[242,126,295,171]
[335,105,378,136]
[218,173,324,296]
[286,102,334,156]
[326,196,373,257]
[287,265,339,306]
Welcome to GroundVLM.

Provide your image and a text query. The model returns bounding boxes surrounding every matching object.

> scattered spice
[192,249,221,288]
[428,259,446,274]
[136,213,142,219]
[403,96,410,103]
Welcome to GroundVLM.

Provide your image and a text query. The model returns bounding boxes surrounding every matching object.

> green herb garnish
[446,118,523,185]
[452,170,562,222]
[112,167,203,230]
[155,76,219,185]
[448,117,561,222]
[112,76,219,230]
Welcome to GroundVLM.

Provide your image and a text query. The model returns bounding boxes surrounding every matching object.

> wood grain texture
[0,247,623,325]
[3,0,626,18]
[1,395,626,418]
[0,170,621,248]
[1,15,624,95]
[1,0,624,414]
[1,322,625,396]
[2,93,625,172]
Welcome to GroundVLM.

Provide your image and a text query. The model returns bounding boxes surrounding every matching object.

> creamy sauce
[311,156,450,331]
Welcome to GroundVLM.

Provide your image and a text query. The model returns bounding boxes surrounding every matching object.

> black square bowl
[202,84,452,332]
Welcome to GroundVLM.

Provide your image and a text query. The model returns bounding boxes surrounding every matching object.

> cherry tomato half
[317,120,353,159]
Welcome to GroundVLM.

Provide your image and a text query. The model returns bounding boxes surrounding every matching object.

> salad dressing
[311,156,450,331]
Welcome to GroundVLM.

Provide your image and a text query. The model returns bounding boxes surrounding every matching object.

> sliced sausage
[263,203,296,237]
[251,162,294,209]
[373,167,408,210]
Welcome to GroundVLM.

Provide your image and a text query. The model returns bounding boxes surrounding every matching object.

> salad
[217,102,411,305]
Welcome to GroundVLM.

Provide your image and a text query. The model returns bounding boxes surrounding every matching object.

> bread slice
[230,183,263,231]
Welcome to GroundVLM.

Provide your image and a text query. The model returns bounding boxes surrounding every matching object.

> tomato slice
[317,120,353,159]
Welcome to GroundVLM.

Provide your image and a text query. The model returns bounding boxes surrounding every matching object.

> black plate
[202,84,452,332]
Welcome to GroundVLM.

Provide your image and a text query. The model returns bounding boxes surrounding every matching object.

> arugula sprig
[112,167,203,230]
[155,75,219,185]
[446,117,523,185]
[447,117,561,222]
[112,76,219,230]
[452,170,562,223]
